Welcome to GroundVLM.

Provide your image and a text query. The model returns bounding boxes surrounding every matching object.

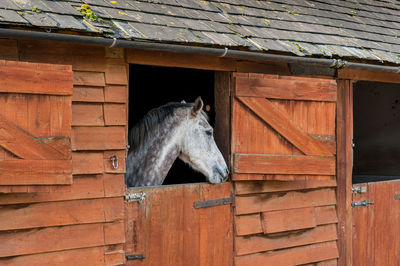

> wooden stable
[0,37,399,266]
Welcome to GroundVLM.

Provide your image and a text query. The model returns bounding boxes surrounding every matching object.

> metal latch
[352,186,367,194]
[125,192,146,203]
[194,196,233,209]
[352,200,374,207]
[126,254,145,260]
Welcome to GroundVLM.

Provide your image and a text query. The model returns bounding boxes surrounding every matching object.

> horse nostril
[225,168,229,175]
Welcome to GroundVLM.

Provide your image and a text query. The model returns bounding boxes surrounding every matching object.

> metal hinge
[194,195,233,209]
[352,186,367,194]
[126,254,145,260]
[352,200,374,207]
[125,192,146,203]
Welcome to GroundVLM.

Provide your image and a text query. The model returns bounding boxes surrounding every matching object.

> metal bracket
[125,192,146,203]
[352,186,367,194]
[110,155,119,169]
[126,254,145,260]
[194,196,233,209]
[352,200,374,207]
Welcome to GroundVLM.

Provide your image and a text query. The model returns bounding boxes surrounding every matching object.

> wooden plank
[105,244,126,266]
[49,96,72,137]
[0,223,107,257]
[235,241,339,266]
[232,99,249,180]
[104,150,126,174]
[105,59,128,85]
[72,86,104,102]
[0,115,67,159]
[27,95,51,137]
[234,154,336,175]
[127,49,237,71]
[235,214,263,236]
[338,69,400,83]
[0,185,71,194]
[0,197,123,231]
[72,103,104,126]
[104,220,125,245]
[236,61,291,75]
[237,96,333,156]
[72,152,104,175]
[0,246,105,266]
[104,104,127,126]
[0,63,73,95]
[72,126,125,151]
[0,160,72,185]
[19,40,106,72]
[73,71,105,87]
[235,205,337,236]
[373,181,390,266]
[104,85,127,103]
[235,188,336,215]
[235,76,336,101]
[103,174,126,197]
[335,79,353,266]
[235,179,337,195]
[0,39,18,61]
[236,223,337,256]
[262,207,317,234]
[389,180,400,266]
[0,175,104,204]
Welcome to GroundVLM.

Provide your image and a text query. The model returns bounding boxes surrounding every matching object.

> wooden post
[336,79,353,266]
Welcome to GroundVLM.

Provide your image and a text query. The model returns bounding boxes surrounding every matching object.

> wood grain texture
[235,179,337,195]
[104,85,127,103]
[338,69,400,83]
[0,222,124,258]
[104,104,127,126]
[235,206,337,236]
[235,241,339,266]
[72,86,104,103]
[262,207,317,233]
[236,224,337,256]
[72,126,125,151]
[73,71,105,87]
[72,152,104,175]
[0,61,73,95]
[234,154,335,175]
[336,80,353,266]
[235,76,336,101]
[237,96,332,156]
[235,188,336,215]
[72,103,104,126]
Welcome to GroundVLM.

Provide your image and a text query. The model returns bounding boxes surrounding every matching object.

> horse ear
[191,96,203,117]
[181,100,186,104]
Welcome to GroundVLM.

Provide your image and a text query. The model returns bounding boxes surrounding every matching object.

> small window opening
[128,64,215,185]
[353,81,400,184]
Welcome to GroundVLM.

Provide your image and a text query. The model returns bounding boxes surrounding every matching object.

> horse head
[179,97,229,183]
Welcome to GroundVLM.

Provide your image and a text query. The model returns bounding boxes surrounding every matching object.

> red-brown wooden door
[125,182,233,266]
[352,180,400,266]
[0,60,73,193]
[232,73,340,265]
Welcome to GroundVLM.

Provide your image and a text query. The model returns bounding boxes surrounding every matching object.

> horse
[125,97,229,187]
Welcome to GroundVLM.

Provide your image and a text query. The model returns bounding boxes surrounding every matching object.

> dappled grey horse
[125,97,229,187]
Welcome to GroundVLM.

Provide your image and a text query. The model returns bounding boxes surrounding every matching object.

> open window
[353,81,400,184]
[128,64,228,186]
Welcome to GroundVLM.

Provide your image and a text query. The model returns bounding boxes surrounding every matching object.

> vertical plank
[28,95,51,137]
[389,180,400,266]
[232,99,248,180]
[183,185,201,266]
[50,96,72,137]
[373,181,389,266]
[366,183,376,266]
[336,79,353,266]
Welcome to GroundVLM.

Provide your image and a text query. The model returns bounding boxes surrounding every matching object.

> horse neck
[128,116,187,187]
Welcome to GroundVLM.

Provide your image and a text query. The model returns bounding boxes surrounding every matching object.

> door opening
[353,81,400,184]
[128,64,215,185]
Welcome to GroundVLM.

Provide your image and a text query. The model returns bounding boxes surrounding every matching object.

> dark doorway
[353,81,400,183]
[128,64,215,185]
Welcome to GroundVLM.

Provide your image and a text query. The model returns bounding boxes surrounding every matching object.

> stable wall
[0,39,128,265]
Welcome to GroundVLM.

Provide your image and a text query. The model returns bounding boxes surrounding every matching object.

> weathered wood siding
[232,73,339,265]
[0,39,127,265]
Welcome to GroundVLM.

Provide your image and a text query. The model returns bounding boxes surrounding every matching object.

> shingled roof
[1,0,400,64]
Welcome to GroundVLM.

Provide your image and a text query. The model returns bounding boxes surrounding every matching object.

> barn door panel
[232,74,337,181]
[0,60,73,192]
[352,180,400,266]
[125,182,233,266]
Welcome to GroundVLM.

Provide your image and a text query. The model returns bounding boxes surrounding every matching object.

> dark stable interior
[353,81,400,184]
[128,64,215,185]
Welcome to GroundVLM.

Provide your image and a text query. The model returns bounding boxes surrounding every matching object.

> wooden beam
[336,79,353,266]
[235,76,337,101]
[234,154,336,175]
[338,69,400,83]
[237,97,333,156]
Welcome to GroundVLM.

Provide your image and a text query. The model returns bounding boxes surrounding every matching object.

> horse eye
[205,130,213,136]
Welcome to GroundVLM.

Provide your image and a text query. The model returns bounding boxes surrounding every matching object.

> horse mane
[128,102,208,154]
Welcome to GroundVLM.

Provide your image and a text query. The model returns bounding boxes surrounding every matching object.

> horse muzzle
[210,166,229,183]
